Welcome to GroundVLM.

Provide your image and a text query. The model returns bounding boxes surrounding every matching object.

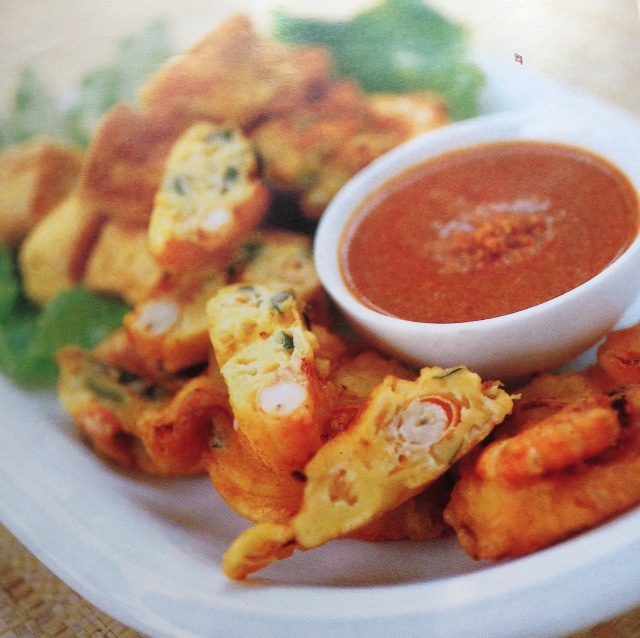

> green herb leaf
[275,0,484,121]
[279,331,295,351]
[0,248,130,389]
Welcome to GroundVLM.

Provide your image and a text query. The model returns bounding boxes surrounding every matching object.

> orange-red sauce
[341,141,639,323]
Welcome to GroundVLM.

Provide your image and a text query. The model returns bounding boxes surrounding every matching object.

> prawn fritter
[223,366,513,579]
[229,229,330,326]
[0,137,84,247]
[57,346,176,474]
[207,284,330,473]
[148,123,270,272]
[293,367,511,547]
[19,194,103,305]
[477,394,621,482]
[83,219,164,306]
[224,479,452,580]
[252,80,449,219]
[124,270,226,374]
[351,477,451,543]
[78,104,191,225]
[139,15,332,129]
[444,388,640,561]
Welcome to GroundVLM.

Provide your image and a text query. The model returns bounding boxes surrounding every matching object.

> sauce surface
[341,141,639,323]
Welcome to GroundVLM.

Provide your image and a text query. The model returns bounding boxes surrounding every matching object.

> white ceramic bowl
[314,107,640,382]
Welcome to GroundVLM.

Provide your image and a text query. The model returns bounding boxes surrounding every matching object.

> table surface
[1,0,640,636]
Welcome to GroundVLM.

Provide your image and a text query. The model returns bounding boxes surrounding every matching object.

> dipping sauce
[341,141,640,323]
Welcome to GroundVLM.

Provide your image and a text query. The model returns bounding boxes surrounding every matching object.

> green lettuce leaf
[275,0,484,121]
[0,246,130,388]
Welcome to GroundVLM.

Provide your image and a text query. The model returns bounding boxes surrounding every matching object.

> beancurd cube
[83,220,164,305]
[0,137,84,247]
[148,123,270,272]
[19,194,102,305]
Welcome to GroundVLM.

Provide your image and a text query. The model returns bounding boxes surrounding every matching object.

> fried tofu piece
[252,80,450,219]
[0,137,84,247]
[139,14,332,129]
[124,270,226,374]
[207,284,330,473]
[444,386,640,561]
[223,366,513,579]
[78,104,192,225]
[148,123,270,272]
[83,219,164,305]
[230,229,330,325]
[19,194,103,305]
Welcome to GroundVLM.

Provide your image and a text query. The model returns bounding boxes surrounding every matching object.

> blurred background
[0,0,638,115]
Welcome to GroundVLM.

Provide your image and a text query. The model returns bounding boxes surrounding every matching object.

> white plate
[2,56,640,638]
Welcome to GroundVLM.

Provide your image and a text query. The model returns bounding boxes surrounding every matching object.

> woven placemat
[1,522,639,638]
[0,525,141,638]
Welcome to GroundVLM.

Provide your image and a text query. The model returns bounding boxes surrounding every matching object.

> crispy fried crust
[78,104,192,224]
[251,81,449,219]
[444,381,640,561]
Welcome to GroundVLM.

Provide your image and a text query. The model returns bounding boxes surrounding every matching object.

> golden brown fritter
[19,194,103,305]
[207,283,330,473]
[444,385,640,561]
